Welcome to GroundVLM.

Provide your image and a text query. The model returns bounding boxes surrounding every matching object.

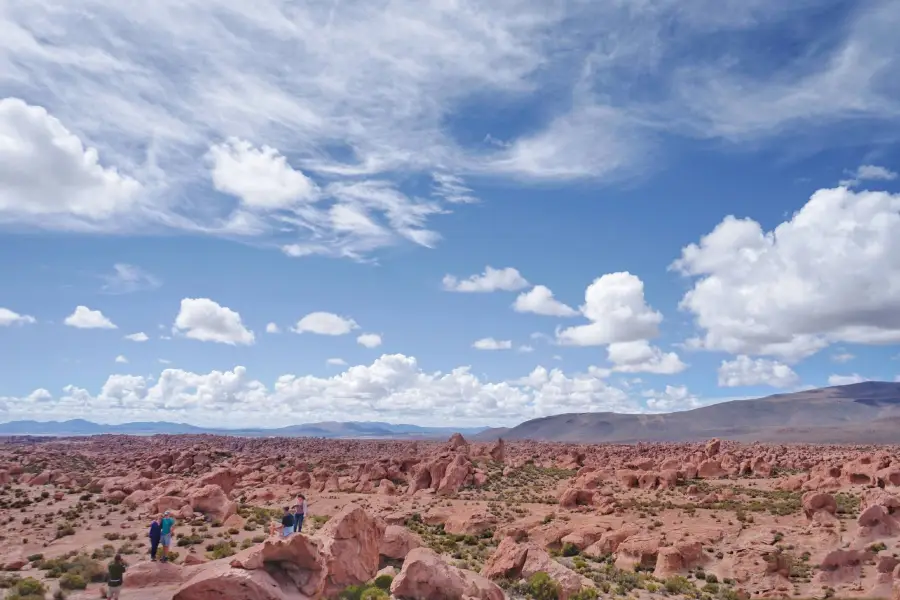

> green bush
[26,554,43,562]
[10,577,46,599]
[570,587,600,600]
[528,572,561,600]
[561,542,580,557]
[59,572,88,590]
[664,576,695,595]
[207,542,235,560]
[338,584,368,600]
[360,589,389,600]
[373,575,393,590]
[705,573,718,583]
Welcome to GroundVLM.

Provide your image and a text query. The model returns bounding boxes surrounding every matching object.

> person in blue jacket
[149,515,162,561]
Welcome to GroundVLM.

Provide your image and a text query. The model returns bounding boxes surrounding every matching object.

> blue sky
[1,0,899,427]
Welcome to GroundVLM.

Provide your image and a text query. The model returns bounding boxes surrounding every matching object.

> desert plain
[1,433,899,600]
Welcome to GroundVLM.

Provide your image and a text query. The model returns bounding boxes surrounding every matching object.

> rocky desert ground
[1,433,899,600]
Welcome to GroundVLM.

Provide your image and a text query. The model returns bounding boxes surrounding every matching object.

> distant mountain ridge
[0,419,487,439]
[473,381,900,444]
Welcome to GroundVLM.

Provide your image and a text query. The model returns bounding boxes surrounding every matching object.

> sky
[1,0,900,429]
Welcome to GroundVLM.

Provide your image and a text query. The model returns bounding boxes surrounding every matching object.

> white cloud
[172,298,255,345]
[717,355,799,388]
[673,187,900,362]
[0,98,142,231]
[607,340,686,375]
[556,272,662,346]
[840,164,898,187]
[326,358,347,367]
[124,332,149,342]
[827,373,867,386]
[158,359,172,365]
[513,285,578,317]
[473,338,513,351]
[64,306,117,329]
[357,333,383,348]
[115,355,128,364]
[443,267,529,293]
[208,138,318,210]
[3,355,667,426]
[100,263,161,294]
[831,352,854,364]
[517,345,534,353]
[0,308,36,326]
[643,385,701,413]
[293,312,358,336]
[2,1,897,264]
[265,322,281,334]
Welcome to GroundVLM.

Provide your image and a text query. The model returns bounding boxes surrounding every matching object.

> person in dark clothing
[149,515,162,561]
[281,506,295,537]
[107,554,126,599]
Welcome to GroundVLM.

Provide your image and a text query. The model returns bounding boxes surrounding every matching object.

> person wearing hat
[159,510,176,563]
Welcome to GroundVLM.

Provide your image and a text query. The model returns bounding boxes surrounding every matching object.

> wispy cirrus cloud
[1,0,897,258]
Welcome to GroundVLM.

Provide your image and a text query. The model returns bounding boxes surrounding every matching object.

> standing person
[281,507,295,537]
[295,493,307,533]
[149,515,162,561]
[159,510,176,562]
[107,554,126,599]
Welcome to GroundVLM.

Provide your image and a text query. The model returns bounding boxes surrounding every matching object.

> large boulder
[317,505,386,595]
[197,468,240,495]
[392,547,503,600]
[802,491,837,520]
[380,525,423,560]
[124,561,185,588]
[230,533,326,598]
[173,563,292,600]
[482,538,591,600]
[188,484,237,523]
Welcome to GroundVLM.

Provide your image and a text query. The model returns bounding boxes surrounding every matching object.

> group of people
[148,510,177,562]
[279,493,307,537]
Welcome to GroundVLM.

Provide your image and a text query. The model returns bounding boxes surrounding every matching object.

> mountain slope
[0,420,487,439]
[478,382,900,443]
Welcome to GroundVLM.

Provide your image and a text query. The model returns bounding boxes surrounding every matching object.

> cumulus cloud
[607,340,686,375]
[827,374,867,386]
[831,352,854,363]
[0,98,142,231]
[717,355,799,388]
[513,285,578,317]
[472,338,513,351]
[326,358,347,367]
[100,263,161,294]
[208,138,319,210]
[357,333,383,348]
[172,298,255,345]
[0,308,36,326]
[556,272,662,346]
[643,385,701,413]
[265,322,280,334]
[839,164,898,188]
[3,354,663,427]
[443,267,529,293]
[674,187,900,362]
[115,355,128,364]
[124,332,149,342]
[64,306,117,329]
[293,312,358,336]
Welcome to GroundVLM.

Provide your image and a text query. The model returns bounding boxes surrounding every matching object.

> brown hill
[475,381,900,443]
